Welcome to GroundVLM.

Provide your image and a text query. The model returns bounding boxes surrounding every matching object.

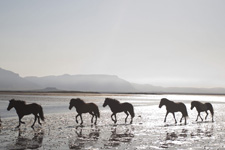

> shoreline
[1,91,225,96]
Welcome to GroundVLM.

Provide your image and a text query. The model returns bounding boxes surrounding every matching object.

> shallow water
[0,94,225,149]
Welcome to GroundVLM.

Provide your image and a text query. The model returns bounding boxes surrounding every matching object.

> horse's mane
[161,98,173,103]
[191,101,202,106]
[106,98,120,104]
[71,98,85,105]
[11,99,26,105]
[191,101,200,105]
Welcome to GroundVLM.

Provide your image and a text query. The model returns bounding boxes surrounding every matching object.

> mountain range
[1,67,225,94]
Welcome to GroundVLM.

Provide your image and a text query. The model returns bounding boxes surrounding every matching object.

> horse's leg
[19,115,25,124]
[37,115,42,125]
[124,111,129,124]
[199,112,203,121]
[80,114,83,125]
[172,113,177,124]
[164,111,169,123]
[196,113,199,121]
[111,113,117,124]
[180,116,183,123]
[31,115,37,128]
[130,115,133,124]
[114,114,117,124]
[17,117,21,128]
[94,114,97,125]
[90,112,94,123]
[76,114,79,124]
[211,111,214,122]
[17,116,24,128]
[111,114,115,122]
[205,111,208,120]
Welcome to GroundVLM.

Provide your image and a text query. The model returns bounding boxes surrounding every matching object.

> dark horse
[103,98,135,124]
[191,101,214,122]
[69,98,100,125]
[7,99,45,128]
[159,98,188,125]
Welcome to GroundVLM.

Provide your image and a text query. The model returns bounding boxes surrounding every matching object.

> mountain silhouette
[0,68,39,90]
[25,74,136,92]
[1,67,225,94]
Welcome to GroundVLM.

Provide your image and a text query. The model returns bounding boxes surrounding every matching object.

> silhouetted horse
[159,98,188,125]
[103,98,135,124]
[7,99,45,128]
[69,98,100,125]
[191,101,214,122]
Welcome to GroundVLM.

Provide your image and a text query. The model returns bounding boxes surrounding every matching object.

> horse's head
[69,99,77,110]
[69,99,76,110]
[7,99,15,111]
[190,101,196,110]
[69,102,73,110]
[159,98,167,108]
[103,98,109,107]
[69,98,84,110]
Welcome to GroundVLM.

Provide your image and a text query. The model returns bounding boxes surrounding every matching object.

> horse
[159,98,188,125]
[7,99,45,128]
[103,98,135,124]
[69,98,100,125]
[191,101,214,122]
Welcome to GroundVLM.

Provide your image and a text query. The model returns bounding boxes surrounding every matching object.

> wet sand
[0,101,225,150]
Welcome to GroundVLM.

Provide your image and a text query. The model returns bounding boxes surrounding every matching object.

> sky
[1,0,225,88]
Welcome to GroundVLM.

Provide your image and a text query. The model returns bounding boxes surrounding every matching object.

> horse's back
[26,103,42,113]
[121,102,133,108]
[167,102,188,116]
[88,102,98,108]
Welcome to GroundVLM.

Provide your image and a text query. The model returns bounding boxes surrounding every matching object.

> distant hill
[1,67,225,94]
[25,74,136,93]
[0,68,39,90]
[132,83,225,94]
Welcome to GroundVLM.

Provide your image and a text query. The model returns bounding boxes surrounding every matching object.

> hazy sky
[1,0,225,88]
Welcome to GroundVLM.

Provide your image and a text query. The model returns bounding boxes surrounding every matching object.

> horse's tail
[39,106,45,121]
[206,103,214,116]
[129,104,135,118]
[96,106,100,118]
[182,104,188,118]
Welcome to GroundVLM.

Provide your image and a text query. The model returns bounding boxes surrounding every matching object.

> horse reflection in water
[159,98,188,125]
[191,101,214,122]
[68,126,100,149]
[104,125,134,148]
[7,129,44,149]
[160,129,188,148]
[103,98,135,124]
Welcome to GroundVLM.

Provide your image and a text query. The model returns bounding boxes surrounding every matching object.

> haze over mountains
[0,67,225,94]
